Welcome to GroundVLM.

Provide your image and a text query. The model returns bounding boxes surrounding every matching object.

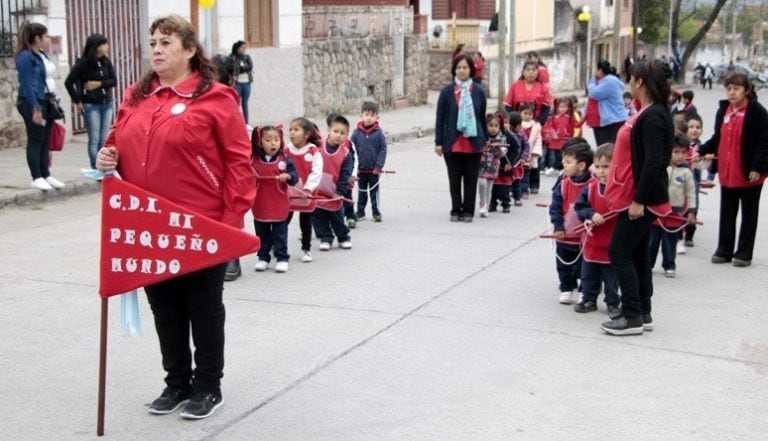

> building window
[433,0,495,20]
[245,0,273,47]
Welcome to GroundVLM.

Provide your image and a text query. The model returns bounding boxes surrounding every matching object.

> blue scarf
[455,78,477,137]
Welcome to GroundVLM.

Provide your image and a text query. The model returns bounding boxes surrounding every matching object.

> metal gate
[65,0,142,132]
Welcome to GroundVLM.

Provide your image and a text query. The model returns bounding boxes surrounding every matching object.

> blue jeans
[649,226,677,270]
[580,261,620,305]
[234,82,251,123]
[83,102,113,169]
[311,207,350,245]
[254,220,289,262]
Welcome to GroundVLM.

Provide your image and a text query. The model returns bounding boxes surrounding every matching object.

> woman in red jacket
[96,15,255,419]
[699,72,768,267]
[503,60,552,126]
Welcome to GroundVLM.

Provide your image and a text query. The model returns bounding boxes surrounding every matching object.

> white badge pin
[278,161,287,171]
[304,153,313,162]
[171,103,187,115]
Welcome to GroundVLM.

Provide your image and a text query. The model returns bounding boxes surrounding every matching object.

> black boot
[224,259,241,281]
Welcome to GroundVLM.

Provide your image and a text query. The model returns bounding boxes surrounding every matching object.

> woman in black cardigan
[601,59,674,336]
[699,73,768,267]
[434,54,487,222]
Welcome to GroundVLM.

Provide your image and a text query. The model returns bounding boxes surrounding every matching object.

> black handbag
[43,92,65,120]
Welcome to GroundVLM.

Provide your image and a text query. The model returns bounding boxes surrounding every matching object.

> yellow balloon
[199,0,215,9]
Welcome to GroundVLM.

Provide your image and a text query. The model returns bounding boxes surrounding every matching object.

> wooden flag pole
[97,297,108,436]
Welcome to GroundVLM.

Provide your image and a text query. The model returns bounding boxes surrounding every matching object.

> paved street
[2,85,768,440]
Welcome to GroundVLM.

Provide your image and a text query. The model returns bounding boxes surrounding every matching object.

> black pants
[716,185,763,261]
[254,219,289,262]
[556,242,582,292]
[357,173,381,216]
[529,166,540,191]
[144,263,227,394]
[288,211,313,251]
[593,121,625,146]
[444,152,481,217]
[17,99,53,180]
[609,210,656,319]
[490,183,511,210]
[580,261,620,305]
[311,207,350,244]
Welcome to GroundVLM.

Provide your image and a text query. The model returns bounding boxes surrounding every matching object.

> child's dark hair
[623,91,633,100]
[486,113,502,125]
[554,96,574,113]
[562,137,593,168]
[326,112,339,128]
[507,111,523,130]
[291,117,322,147]
[686,113,703,126]
[594,142,614,161]
[673,134,690,149]
[329,114,350,131]
[515,101,535,113]
[672,110,689,135]
[361,101,379,114]
[682,90,694,101]
[252,125,285,156]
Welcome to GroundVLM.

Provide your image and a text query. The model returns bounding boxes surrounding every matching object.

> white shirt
[37,52,56,93]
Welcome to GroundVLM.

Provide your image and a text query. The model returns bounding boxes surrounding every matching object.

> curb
[0,128,436,210]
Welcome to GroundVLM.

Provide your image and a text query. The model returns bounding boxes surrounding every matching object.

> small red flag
[98,177,260,297]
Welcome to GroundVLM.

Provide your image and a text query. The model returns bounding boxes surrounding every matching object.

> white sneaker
[676,242,686,255]
[339,240,352,249]
[479,207,487,217]
[301,251,313,262]
[274,261,289,273]
[545,168,553,176]
[45,176,65,189]
[319,242,331,251]
[253,260,269,271]
[559,291,574,304]
[31,177,53,191]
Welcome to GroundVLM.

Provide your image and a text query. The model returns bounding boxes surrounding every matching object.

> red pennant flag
[98,177,260,297]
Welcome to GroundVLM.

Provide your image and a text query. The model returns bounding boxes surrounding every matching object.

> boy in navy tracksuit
[351,101,388,222]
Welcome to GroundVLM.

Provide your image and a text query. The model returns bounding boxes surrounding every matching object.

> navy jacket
[700,99,768,178]
[549,172,593,231]
[435,81,487,153]
[15,49,47,109]
[351,121,387,169]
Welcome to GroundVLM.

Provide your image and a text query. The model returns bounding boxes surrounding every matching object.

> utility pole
[632,0,639,60]
[667,0,673,58]
[612,0,622,65]
[731,0,739,62]
[509,0,516,82]
[497,0,507,109]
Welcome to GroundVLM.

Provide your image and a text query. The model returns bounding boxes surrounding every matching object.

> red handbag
[50,121,65,152]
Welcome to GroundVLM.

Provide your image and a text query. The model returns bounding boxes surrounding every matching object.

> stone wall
[0,58,25,150]
[303,33,429,117]
[428,49,453,91]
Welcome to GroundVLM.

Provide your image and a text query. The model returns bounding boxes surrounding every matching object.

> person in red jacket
[251,125,298,273]
[542,97,581,174]
[96,14,255,419]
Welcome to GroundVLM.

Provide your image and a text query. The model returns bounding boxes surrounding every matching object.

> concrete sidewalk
[0,91,440,210]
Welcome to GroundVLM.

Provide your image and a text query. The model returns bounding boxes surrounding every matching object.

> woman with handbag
[65,33,117,169]
[15,21,65,191]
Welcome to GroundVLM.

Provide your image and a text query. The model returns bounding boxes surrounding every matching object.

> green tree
[638,0,666,44]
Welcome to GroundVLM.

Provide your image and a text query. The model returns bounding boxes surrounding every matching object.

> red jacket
[543,113,578,150]
[105,72,255,228]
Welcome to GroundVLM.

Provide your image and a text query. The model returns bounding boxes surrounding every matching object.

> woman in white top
[229,40,253,124]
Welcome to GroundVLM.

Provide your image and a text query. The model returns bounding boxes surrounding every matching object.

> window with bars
[0,0,44,57]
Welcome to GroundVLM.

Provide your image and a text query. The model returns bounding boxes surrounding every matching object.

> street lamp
[578,6,593,88]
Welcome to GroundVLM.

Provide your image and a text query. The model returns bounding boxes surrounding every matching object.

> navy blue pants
[580,261,620,305]
[556,242,582,292]
[490,183,511,210]
[311,207,351,244]
[357,173,381,216]
[254,220,289,262]
[649,226,677,270]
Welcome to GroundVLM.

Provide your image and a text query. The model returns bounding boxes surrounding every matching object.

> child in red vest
[251,125,299,273]
[312,114,355,250]
[573,143,620,314]
[542,97,580,175]
[549,138,595,305]
[285,117,324,263]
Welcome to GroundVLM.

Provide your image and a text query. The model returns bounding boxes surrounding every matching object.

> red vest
[582,180,616,264]
[316,140,349,211]
[286,144,319,212]
[251,155,291,222]
[560,175,595,245]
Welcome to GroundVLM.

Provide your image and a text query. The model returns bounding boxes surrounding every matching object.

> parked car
[693,63,768,88]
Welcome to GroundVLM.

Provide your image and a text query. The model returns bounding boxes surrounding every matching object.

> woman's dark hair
[130,15,217,105]
[81,33,108,65]
[451,54,476,79]
[528,51,547,67]
[252,125,285,156]
[290,117,323,147]
[15,21,47,54]
[723,72,757,102]
[231,40,246,56]
[518,60,539,81]
[629,59,672,105]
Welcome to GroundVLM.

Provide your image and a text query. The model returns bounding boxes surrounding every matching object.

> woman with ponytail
[95,14,255,419]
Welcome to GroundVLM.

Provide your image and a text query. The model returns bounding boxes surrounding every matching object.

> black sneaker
[502,207,511,213]
[224,259,241,282]
[600,316,644,336]
[180,391,223,420]
[684,239,694,247]
[574,300,597,313]
[606,304,621,316]
[530,188,539,194]
[356,213,366,221]
[642,314,653,331]
[514,200,523,207]
[147,386,192,415]
[373,214,382,222]
[488,206,497,212]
